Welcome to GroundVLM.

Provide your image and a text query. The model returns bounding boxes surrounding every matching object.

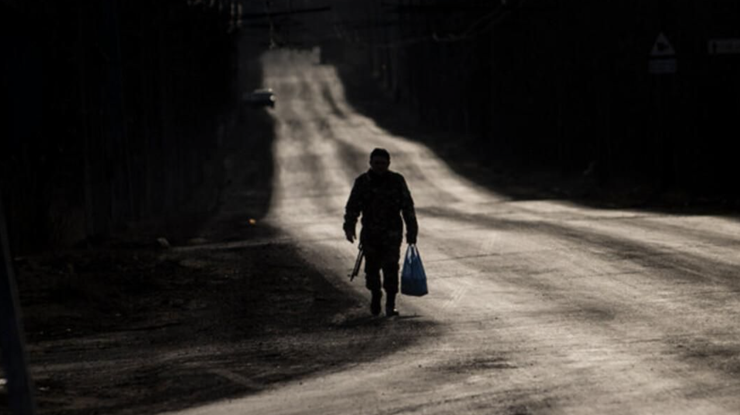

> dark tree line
[327,0,740,199]
[3,0,738,252]
[2,1,242,253]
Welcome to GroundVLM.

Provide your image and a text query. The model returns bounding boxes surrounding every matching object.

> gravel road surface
[167,50,740,415]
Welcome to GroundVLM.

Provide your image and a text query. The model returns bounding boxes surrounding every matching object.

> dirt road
[167,50,740,415]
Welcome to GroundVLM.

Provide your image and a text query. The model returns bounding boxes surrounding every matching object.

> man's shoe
[370,291,382,316]
[385,292,399,317]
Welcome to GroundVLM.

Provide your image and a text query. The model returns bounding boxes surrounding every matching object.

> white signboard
[708,38,740,55]
[649,59,677,74]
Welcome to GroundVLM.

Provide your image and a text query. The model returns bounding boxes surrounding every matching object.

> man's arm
[399,176,418,244]
[343,177,364,243]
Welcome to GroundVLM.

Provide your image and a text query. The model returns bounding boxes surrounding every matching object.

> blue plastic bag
[401,245,428,297]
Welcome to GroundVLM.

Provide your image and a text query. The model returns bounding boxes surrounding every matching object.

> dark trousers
[363,242,401,294]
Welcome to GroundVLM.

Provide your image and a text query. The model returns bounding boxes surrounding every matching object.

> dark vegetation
[4,0,740,254]
[2,1,241,254]
[326,0,740,210]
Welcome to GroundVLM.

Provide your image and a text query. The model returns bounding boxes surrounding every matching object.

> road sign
[708,38,740,55]
[649,32,677,75]
[651,32,676,57]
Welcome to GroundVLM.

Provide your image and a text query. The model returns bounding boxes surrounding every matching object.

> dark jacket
[343,170,418,246]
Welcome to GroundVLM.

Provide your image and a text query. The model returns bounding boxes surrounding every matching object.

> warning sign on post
[649,32,677,75]
[651,33,676,57]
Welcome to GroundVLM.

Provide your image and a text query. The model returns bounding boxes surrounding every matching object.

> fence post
[0,196,36,414]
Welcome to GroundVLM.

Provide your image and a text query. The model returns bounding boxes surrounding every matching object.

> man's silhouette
[344,148,418,316]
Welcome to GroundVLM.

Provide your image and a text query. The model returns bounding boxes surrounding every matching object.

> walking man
[343,148,418,316]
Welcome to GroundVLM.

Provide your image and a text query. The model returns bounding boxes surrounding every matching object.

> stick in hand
[350,244,364,281]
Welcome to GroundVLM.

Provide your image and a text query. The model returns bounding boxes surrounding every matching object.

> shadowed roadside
[331,64,740,218]
[6,47,439,415]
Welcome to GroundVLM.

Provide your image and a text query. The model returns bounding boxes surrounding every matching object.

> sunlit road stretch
[169,50,740,415]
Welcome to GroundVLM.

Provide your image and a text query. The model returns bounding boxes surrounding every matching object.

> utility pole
[0,196,36,415]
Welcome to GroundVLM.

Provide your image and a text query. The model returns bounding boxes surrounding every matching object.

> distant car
[243,88,275,108]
